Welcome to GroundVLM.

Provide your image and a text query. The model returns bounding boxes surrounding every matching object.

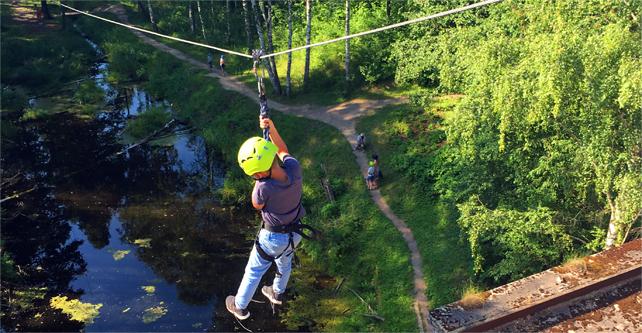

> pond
[1,32,295,332]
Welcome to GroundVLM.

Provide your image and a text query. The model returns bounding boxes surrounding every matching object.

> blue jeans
[235,229,302,309]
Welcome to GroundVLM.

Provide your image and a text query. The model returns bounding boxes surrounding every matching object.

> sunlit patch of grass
[133,238,152,248]
[112,250,130,261]
[142,304,167,324]
[49,296,102,324]
[141,285,156,294]
[459,286,489,310]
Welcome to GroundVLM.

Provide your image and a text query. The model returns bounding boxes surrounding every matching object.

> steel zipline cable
[60,0,502,60]
[59,3,253,59]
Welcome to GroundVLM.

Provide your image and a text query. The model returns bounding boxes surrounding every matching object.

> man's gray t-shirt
[252,155,306,227]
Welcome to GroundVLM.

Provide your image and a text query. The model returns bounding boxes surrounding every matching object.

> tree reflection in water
[2,91,291,331]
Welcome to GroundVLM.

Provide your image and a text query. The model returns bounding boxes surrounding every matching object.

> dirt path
[101,5,431,331]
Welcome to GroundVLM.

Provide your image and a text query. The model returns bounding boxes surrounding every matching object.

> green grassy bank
[356,98,474,307]
[75,12,416,332]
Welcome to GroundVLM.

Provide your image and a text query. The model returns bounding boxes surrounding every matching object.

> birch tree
[250,0,282,95]
[303,0,312,89]
[196,1,207,41]
[147,0,157,32]
[285,0,293,97]
[242,0,253,53]
[344,0,350,85]
[226,0,232,44]
[188,1,195,34]
[260,0,280,92]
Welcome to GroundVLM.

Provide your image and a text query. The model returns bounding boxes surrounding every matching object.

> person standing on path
[372,153,383,180]
[219,55,226,76]
[226,117,306,320]
[207,52,213,71]
[367,161,377,190]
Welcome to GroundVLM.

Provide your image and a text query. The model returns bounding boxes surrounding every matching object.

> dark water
[1,33,295,332]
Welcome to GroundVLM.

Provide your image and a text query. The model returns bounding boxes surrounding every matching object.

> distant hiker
[356,133,366,151]
[372,153,383,180]
[226,117,307,320]
[207,52,213,71]
[219,55,226,76]
[367,161,377,190]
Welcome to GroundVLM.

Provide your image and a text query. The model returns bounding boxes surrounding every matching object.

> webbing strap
[252,49,270,142]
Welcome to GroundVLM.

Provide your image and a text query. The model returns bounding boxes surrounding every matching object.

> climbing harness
[254,220,320,273]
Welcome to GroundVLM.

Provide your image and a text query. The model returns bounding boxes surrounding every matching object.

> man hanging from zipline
[226,116,313,320]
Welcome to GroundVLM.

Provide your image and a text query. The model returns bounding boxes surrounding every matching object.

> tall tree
[303,0,312,89]
[386,0,391,21]
[250,0,282,95]
[226,0,232,44]
[261,0,280,93]
[196,1,207,41]
[285,0,293,97]
[41,1,52,19]
[147,0,158,32]
[242,0,253,53]
[136,0,148,19]
[344,0,350,85]
[188,1,195,35]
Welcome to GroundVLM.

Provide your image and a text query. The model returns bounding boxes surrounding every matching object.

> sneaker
[225,296,250,320]
[261,286,283,305]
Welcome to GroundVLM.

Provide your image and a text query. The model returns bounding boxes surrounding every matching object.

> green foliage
[458,198,573,283]
[1,252,18,282]
[124,106,172,139]
[104,42,150,81]
[392,0,642,283]
[73,81,104,105]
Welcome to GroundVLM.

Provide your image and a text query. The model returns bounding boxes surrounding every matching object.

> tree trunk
[137,0,148,19]
[345,0,350,85]
[605,195,622,249]
[196,1,207,41]
[226,0,232,44]
[242,0,253,53]
[386,0,391,21]
[286,0,293,97]
[303,0,312,90]
[147,0,158,32]
[60,2,65,29]
[41,0,52,19]
[188,2,195,34]
[251,0,282,95]
[262,0,280,93]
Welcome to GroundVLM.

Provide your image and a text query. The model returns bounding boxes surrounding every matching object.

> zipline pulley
[252,49,270,142]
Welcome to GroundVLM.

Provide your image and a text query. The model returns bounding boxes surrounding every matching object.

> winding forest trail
[102,4,431,331]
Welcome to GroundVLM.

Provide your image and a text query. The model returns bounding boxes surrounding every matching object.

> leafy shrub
[124,106,171,139]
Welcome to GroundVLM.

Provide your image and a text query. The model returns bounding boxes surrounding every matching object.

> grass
[459,286,489,310]
[75,12,418,331]
[0,3,101,118]
[356,99,474,308]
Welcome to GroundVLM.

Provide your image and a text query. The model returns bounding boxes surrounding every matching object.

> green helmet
[369,161,375,167]
[238,137,278,176]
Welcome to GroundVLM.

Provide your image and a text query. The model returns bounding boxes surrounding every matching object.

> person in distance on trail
[356,132,366,151]
[207,52,213,71]
[372,153,383,180]
[219,54,226,76]
[226,117,306,320]
[367,161,377,190]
